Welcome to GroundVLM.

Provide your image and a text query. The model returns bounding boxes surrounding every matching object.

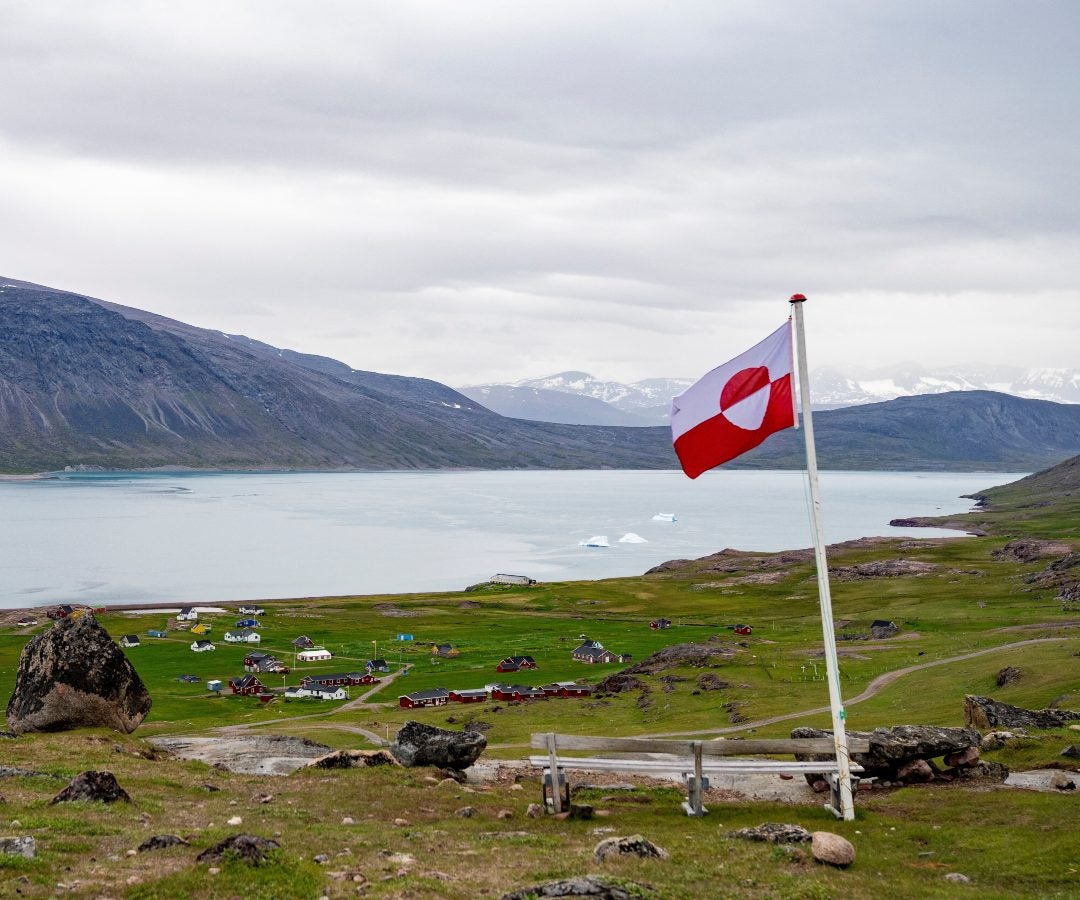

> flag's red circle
[720,366,770,412]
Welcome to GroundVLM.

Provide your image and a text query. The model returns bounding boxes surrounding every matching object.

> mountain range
[459,366,1080,426]
[1,276,1079,474]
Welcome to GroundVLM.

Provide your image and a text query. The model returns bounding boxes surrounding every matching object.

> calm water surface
[0,470,1022,609]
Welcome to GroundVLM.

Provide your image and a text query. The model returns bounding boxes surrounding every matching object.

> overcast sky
[2,1,1076,385]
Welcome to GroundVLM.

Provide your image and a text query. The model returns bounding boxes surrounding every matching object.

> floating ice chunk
[652,513,677,522]
[618,533,648,543]
[580,535,609,548]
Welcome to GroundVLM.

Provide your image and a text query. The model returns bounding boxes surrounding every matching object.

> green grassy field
[2,463,1079,897]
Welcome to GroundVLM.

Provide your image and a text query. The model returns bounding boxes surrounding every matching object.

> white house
[238,605,265,616]
[224,628,261,644]
[190,639,216,652]
[120,634,141,648]
[176,607,199,622]
[285,684,347,701]
[296,648,332,662]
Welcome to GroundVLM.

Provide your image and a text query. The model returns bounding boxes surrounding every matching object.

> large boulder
[792,724,980,781]
[51,771,131,804]
[5,615,151,734]
[389,721,486,770]
[964,695,1080,730]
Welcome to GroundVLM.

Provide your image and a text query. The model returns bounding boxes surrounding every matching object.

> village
[42,586,676,714]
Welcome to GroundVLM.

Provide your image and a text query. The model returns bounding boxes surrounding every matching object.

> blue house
[236,618,261,628]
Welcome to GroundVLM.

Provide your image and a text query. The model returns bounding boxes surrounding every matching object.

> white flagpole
[789,293,855,821]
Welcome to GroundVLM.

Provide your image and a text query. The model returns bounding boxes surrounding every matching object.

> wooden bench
[528,732,869,818]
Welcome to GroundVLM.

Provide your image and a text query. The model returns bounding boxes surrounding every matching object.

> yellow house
[190,623,212,635]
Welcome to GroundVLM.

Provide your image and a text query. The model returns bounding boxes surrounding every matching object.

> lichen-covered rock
[196,834,280,865]
[138,834,189,852]
[593,834,669,863]
[390,721,486,770]
[896,759,935,784]
[0,836,35,858]
[731,823,812,844]
[5,615,151,734]
[811,831,855,868]
[502,875,655,899]
[964,695,1080,730]
[793,724,980,781]
[50,771,130,804]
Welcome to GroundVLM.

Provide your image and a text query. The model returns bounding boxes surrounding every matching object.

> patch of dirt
[621,643,739,676]
[373,604,421,618]
[149,734,332,775]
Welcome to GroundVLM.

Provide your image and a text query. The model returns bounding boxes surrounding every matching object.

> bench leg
[542,768,570,814]
[824,774,859,819]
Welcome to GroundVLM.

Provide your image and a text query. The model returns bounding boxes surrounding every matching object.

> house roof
[193,639,213,647]
[303,672,367,682]
[401,688,450,701]
[122,634,139,642]
[573,646,611,659]
[871,619,896,627]
[575,639,603,650]
[307,685,345,695]
[506,655,535,664]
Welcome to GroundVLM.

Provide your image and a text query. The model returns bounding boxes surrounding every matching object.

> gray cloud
[0,1,1077,385]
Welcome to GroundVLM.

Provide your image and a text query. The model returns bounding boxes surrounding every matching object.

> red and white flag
[670,321,796,478]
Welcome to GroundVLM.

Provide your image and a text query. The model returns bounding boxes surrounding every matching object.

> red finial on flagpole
[789,293,807,303]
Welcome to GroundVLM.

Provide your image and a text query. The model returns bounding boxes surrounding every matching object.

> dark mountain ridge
[1,277,1079,474]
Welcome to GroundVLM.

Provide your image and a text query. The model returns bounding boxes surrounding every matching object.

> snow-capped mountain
[460,366,1080,426]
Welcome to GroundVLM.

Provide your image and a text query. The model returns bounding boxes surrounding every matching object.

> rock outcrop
[964,695,1080,730]
[390,721,486,770]
[502,876,654,899]
[5,615,151,735]
[593,835,669,863]
[196,834,280,865]
[307,749,399,769]
[731,823,812,844]
[792,724,981,782]
[51,771,131,804]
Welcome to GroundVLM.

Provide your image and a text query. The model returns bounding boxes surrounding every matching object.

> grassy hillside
[1,466,1078,897]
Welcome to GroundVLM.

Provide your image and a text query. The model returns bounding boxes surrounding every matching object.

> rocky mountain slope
[2,278,1079,473]
[0,280,674,472]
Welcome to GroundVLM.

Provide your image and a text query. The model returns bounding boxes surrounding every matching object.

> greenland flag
[670,321,796,478]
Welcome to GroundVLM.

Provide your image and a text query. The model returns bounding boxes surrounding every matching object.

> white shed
[296,648,332,662]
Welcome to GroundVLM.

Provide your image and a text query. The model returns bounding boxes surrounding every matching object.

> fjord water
[0,470,1022,609]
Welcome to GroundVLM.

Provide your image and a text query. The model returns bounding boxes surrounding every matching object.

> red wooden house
[448,688,487,703]
[733,624,753,636]
[228,674,264,696]
[398,688,450,709]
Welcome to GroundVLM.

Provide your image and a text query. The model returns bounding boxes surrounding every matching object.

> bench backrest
[530,733,870,756]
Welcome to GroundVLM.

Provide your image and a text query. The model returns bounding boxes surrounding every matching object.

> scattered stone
[501,875,654,899]
[201,783,221,792]
[196,834,280,865]
[51,771,130,804]
[125,848,137,857]
[496,809,514,820]
[896,759,935,784]
[731,823,812,844]
[254,793,274,804]
[945,873,972,884]
[227,816,243,826]
[0,766,59,779]
[944,746,980,768]
[569,803,594,820]
[137,835,188,853]
[313,853,329,864]
[696,673,729,692]
[393,818,408,827]
[951,761,1010,782]
[526,803,543,818]
[964,695,1080,730]
[1049,772,1076,791]
[594,834,669,863]
[456,806,477,818]
[979,731,1018,751]
[996,667,1022,687]
[342,816,355,825]
[1061,745,1080,759]
[5,614,152,734]
[811,831,855,868]
[830,559,936,581]
[308,749,399,769]
[0,836,35,858]
[390,721,487,770]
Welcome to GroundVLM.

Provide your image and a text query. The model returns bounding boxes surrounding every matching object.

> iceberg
[580,535,610,548]
[618,533,648,543]
[652,513,677,522]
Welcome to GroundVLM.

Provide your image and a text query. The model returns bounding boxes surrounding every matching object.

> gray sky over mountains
[2,1,1076,385]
